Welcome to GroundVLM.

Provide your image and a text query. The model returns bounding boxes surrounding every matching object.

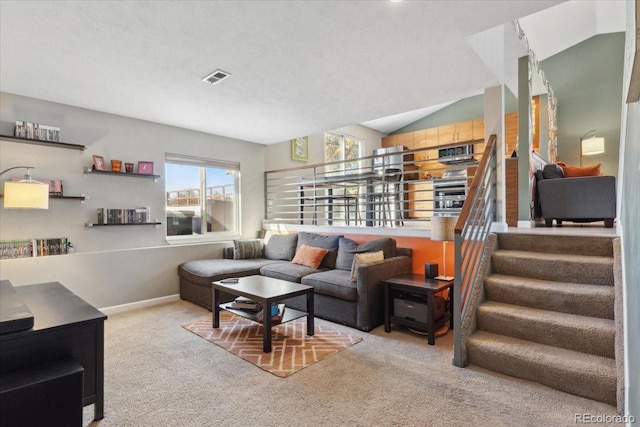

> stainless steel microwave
[438,144,474,164]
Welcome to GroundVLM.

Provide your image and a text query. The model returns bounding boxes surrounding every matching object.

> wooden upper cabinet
[455,120,474,143]
[438,124,456,145]
[414,128,438,164]
[382,132,413,149]
[413,130,426,148]
[505,112,519,156]
[397,132,414,149]
[437,120,475,145]
[381,134,398,148]
[472,119,484,141]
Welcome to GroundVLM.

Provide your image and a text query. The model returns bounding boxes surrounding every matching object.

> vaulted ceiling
[0,1,626,144]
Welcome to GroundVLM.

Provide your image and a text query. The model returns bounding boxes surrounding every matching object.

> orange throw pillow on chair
[556,162,601,177]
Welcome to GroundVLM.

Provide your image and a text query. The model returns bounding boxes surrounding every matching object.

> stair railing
[452,134,497,367]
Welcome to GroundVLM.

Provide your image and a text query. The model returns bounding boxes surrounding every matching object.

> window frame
[323,131,364,174]
[165,153,241,243]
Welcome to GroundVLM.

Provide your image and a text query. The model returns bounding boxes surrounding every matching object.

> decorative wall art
[291,136,309,162]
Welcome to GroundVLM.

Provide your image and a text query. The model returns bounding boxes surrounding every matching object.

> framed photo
[138,161,154,175]
[291,136,309,162]
[92,155,106,171]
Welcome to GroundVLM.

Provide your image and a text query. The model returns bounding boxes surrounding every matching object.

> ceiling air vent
[202,69,231,85]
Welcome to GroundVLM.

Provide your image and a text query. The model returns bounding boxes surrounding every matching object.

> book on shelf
[271,303,286,322]
[0,237,69,259]
[97,207,151,224]
[14,120,60,142]
[227,296,262,311]
[257,303,285,323]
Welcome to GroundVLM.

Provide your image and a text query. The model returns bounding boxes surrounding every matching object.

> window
[323,132,363,222]
[324,132,363,174]
[165,154,240,239]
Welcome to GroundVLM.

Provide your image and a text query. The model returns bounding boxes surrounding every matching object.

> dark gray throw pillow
[296,232,342,269]
[264,234,298,261]
[336,237,397,271]
[542,164,565,179]
[233,239,264,260]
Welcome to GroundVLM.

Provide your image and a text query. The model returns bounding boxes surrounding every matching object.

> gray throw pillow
[296,232,342,269]
[233,239,264,259]
[542,164,564,179]
[264,234,298,261]
[336,237,397,271]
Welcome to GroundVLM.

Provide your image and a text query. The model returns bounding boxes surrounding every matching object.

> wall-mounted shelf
[84,222,162,229]
[51,195,86,201]
[1,194,85,202]
[83,167,160,180]
[0,134,87,151]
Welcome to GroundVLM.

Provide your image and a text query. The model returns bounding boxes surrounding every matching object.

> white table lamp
[431,215,457,281]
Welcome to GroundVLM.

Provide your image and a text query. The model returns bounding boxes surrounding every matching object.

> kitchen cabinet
[381,134,399,148]
[413,128,438,165]
[382,133,413,149]
[505,112,518,156]
[437,120,474,146]
[505,158,518,227]
[408,180,433,219]
[472,119,485,155]
[397,132,414,149]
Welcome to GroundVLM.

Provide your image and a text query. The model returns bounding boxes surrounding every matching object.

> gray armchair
[536,174,616,228]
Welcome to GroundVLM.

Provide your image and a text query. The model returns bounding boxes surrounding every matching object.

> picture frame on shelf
[291,136,309,162]
[138,161,154,175]
[111,159,123,173]
[92,155,106,171]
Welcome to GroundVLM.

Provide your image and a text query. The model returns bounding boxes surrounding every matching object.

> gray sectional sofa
[178,232,413,331]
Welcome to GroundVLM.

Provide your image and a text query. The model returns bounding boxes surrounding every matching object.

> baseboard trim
[517,220,535,228]
[100,294,180,316]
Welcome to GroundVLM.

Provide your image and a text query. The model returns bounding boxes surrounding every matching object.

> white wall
[0,92,266,308]
[264,124,385,171]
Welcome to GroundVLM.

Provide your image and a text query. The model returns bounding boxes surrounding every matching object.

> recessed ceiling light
[202,69,231,85]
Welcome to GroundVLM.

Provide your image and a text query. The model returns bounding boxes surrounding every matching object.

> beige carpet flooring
[84,300,620,426]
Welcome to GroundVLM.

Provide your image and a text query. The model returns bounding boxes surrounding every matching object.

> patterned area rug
[183,312,362,377]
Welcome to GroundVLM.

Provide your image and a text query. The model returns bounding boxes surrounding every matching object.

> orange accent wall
[343,234,452,277]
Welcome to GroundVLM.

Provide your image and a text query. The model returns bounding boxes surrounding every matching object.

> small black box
[424,262,438,279]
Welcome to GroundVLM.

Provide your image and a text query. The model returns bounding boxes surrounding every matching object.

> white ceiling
[0,1,623,145]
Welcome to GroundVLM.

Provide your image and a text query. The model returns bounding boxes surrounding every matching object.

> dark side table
[383,273,454,345]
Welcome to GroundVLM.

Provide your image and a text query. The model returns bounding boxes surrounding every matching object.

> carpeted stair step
[476,301,615,358]
[496,233,613,257]
[491,250,614,285]
[484,274,614,319]
[466,330,616,406]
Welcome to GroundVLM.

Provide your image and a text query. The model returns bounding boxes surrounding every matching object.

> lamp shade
[431,215,457,242]
[3,181,49,209]
[581,137,605,156]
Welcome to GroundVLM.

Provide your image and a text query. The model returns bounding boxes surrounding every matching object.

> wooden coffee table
[212,275,314,353]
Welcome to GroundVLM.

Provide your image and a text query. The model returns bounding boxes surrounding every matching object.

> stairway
[465,233,618,406]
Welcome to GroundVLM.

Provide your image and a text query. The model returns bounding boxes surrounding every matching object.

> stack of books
[228,296,262,311]
[227,297,286,322]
